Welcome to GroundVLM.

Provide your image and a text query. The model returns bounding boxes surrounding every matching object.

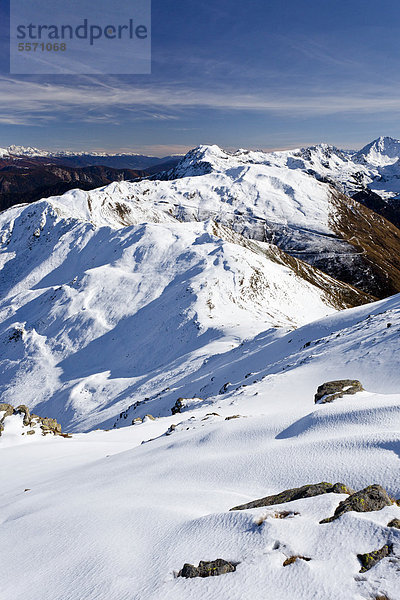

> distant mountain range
[0,144,182,170]
[1,136,400,299]
[263,136,400,227]
[47,139,397,299]
[0,147,182,211]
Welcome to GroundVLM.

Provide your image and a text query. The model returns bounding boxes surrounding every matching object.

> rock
[178,559,236,578]
[357,543,393,572]
[16,405,31,426]
[320,484,393,523]
[255,510,300,525]
[166,424,176,436]
[230,482,355,511]
[178,563,199,578]
[132,417,142,425]
[225,415,242,420]
[144,414,155,421]
[41,417,62,435]
[387,518,400,529]
[314,379,364,404]
[219,382,231,395]
[0,403,15,419]
[0,404,67,438]
[8,327,23,342]
[283,555,311,567]
[171,399,185,415]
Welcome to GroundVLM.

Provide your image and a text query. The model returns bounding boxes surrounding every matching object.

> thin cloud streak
[2,77,400,126]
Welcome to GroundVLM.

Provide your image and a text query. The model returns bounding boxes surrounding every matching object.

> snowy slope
[3,137,400,199]
[3,143,400,299]
[276,137,400,201]
[0,290,399,600]
[266,143,374,196]
[0,142,400,600]
[55,144,400,298]
[354,136,400,168]
[0,192,367,432]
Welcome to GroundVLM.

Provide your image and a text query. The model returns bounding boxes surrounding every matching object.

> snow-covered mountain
[0,138,400,600]
[0,190,370,432]
[0,145,182,171]
[0,262,399,600]
[275,136,400,203]
[2,144,149,158]
[38,143,399,298]
[353,136,400,167]
[3,136,400,199]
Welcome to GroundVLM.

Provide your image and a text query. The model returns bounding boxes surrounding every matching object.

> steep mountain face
[267,143,372,196]
[77,144,400,298]
[0,164,147,212]
[0,192,370,432]
[266,136,400,201]
[265,138,400,228]
[353,135,400,167]
[258,137,400,237]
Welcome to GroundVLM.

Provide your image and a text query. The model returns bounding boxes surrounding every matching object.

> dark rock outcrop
[320,484,393,523]
[171,399,185,415]
[314,380,364,404]
[230,482,355,511]
[357,543,393,573]
[40,417,62,435]
[178,559,236,578]
[388,518,400,529]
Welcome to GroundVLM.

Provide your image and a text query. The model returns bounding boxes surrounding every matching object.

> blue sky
[1,0,400,155]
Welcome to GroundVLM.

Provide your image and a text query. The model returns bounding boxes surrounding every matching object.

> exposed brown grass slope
[211,221,374,310]
[330,190,400,298]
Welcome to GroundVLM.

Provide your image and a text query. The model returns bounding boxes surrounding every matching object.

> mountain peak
[355,136,400,166]
[165,144,228,178]
[7,144,46,157]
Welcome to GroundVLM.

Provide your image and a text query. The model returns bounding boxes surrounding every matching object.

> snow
[0,321,399,599]
[0,193,352,432]
[4,136,400,200]
[4,144,352,273]
[253,137,400,201]
[6,144,47,157]
[4,145,162,158]
[354,136,400,168]
[0,140,400,600]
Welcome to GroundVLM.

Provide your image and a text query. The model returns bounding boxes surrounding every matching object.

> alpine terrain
[0,138,399,600]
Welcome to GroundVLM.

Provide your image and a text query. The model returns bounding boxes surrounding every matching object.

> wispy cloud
[2,76,400,126]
